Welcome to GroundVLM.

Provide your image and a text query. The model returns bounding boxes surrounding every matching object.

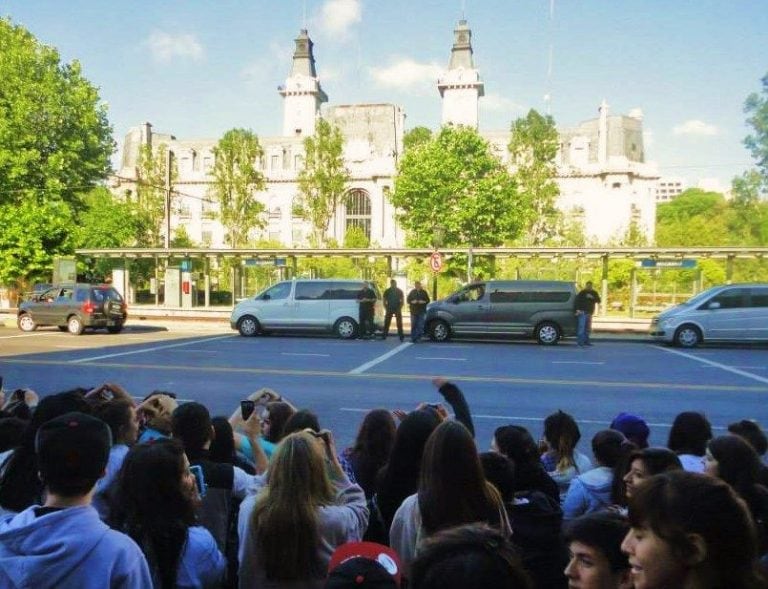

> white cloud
[241,42,292,85]
[318,0,362,36]
[672,119,719,136]
[481,92,525,114]
[145,31,203,63]
[369,59,443,93]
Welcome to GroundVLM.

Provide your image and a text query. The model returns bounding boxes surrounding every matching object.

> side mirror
[708,301,721,310]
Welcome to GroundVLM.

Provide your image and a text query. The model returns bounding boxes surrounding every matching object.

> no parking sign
[429,251,443,273]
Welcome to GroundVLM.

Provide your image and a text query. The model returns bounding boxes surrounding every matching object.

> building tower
[279,29,328,137]
[437,19,485,129]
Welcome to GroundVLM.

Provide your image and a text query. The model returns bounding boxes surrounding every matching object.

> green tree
[744,71,768,186]
[391,125,524,248]
[208,128,266,248]
[403,126,432,151]
[135,142,176,247]
[0,18,113,209]
[296,119,350,246]
[655,189,730,246]
[508,109,562,245]
[74,186,145,249]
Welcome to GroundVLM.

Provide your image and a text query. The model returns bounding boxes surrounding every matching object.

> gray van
[650,283,768,347]
[230,279,384,339]
[424,280,578,345]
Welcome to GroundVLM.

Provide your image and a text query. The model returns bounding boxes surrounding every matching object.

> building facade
[115,20,658,248]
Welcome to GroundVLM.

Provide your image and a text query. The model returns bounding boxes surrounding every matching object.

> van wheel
[238,315,260,337]
[674,324,701,348]
[18,314,37,332]
[536,321,560,345]
[429,320,451,342]
[334,317,358,339]
[67,315,84,335]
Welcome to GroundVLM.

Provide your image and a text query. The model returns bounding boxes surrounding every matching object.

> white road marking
[415,357,467,361]
[0,332,59,340]
[281,352,331,357]
[699,365,766,370]
[657,347,768,385]
[70,335,234,363]
[339,408,727,430]
[348,342,411,374]
[552,361,605,365]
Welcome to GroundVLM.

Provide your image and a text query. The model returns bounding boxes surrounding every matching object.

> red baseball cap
[327,542,401,588]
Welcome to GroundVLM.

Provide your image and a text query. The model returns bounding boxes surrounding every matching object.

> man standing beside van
[407,281,431,343]
[357,282,377,340]
[382,279,405,342]
[575,281,601,346]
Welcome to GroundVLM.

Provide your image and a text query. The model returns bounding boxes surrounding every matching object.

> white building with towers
[115,20,658,248]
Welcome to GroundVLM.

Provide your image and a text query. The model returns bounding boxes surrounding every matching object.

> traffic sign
[429,251,443,273]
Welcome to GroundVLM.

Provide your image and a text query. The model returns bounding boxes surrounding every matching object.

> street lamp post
[431,225,445,301]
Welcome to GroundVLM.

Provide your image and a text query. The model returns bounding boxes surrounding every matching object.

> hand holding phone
[241,400,256,420]
[189,464,206,497]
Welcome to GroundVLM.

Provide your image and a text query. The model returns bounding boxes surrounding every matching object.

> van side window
[460,285,485,302]
[490,290,571,303]
[709,289,746,309]
[295,282,330,300]
[749,288,768,308]
[262,282,291,300]
[75,289,89,302]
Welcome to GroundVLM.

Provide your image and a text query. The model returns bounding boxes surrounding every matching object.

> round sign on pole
[429,251,443,273]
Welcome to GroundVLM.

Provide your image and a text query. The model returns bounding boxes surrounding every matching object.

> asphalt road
[1,323,767,455]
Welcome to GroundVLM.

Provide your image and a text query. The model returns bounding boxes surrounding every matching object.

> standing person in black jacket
[575,281,601,346]
[407,281,430,343]
[357,282,377,340]
[381,279,405,341]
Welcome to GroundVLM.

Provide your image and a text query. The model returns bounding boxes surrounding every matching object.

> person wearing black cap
[0,412,152,588]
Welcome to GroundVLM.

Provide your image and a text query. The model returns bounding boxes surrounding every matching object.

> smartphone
[241,400,256,420]
[189,464,206,497]
[427,403,441,410]
[0,376,4,392]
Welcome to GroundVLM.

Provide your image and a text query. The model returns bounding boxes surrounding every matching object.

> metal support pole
[204,257,210,308]
[432,273,438,302]
[154,256,159,306]
[601,254,609,316]
[629,266,637,318]
[164,149,173,249]
[726,255,734,284]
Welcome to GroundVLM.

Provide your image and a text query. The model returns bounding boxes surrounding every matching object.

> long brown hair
[418,421,503,536]
[251,432,336,581]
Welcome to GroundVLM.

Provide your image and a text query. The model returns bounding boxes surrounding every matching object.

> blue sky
[4,0,767,189]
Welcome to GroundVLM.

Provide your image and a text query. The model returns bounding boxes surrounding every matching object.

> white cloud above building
[317,0,362,37]
[481,92,525,114]
[144,31,204,63]
[369,58,443,94]
[672,119,719,136]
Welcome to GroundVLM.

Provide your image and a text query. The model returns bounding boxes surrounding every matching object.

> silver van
[424,280,578,345]
[650,283,768,347]
[230,279,383,339]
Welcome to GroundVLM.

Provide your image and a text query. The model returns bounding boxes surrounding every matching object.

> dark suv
[17,283,128,335]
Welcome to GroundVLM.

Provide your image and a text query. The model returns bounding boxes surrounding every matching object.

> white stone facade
[114,22,658,249]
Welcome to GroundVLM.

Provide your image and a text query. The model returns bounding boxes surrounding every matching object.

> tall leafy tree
[135,142,176,247]
[296,119,350,246]
[208,128,266,248]
[0,17,113,209]
[391,125,524,248]
[403,126,432,151]
[744,71,768,186]
[508,109,562,245]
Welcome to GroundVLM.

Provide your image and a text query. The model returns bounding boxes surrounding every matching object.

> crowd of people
[0,380,767,589]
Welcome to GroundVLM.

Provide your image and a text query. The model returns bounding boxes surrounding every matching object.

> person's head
[415,281,422,290]
[171,402,212,454]
[0,418,27,452]
[390,279,397,288]
[109,439,198,588]
[419,421,500,535]
[585,281,594,291]
[622,448,682,499]
[283,408,321,437]
[610,413,650,449]
[705,434,763,493]
[543,410,581,471]
[353,409,397,462]
[36,412,111,498]
[667,411,711,457]
[253,431,336,580]
[326,541,402,588]
[261,401,296,443]
[410,523,532,589]
[563,512,632,589]
[479,451,516,503]
[492,424,540,468]
[209,416,236,464]
[728,419,768,457]
[622,471,767,589]
[592,429,629,469]
[94,399,139,446]
[138,391,178,435]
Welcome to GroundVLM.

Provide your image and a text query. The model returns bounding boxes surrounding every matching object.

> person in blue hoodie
[563,429,631,521]
[0,411,152,589]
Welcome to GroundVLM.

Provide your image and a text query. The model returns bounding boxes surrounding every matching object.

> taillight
[82,301,95,314]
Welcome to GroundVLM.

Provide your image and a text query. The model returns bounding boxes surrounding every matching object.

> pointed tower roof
[448,19,476,70]
[290,29,319,77]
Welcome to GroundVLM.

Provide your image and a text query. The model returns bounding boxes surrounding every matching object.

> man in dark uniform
[575,281,601,346]
[356,282,377,339]
[381,279,405,341]
[406,280,430,343]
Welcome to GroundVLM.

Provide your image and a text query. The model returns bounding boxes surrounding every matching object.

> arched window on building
[345,188,371,241]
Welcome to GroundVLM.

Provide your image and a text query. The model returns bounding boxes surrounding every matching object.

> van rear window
[490,290,572,303]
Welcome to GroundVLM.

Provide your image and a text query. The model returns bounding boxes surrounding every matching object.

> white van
[230,279,383,339]
[650,283,768,347]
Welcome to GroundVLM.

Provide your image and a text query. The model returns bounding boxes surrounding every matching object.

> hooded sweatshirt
[562,466,614,521]
[0,504,152,589]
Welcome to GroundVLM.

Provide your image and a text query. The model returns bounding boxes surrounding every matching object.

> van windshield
[680,290,714,307]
